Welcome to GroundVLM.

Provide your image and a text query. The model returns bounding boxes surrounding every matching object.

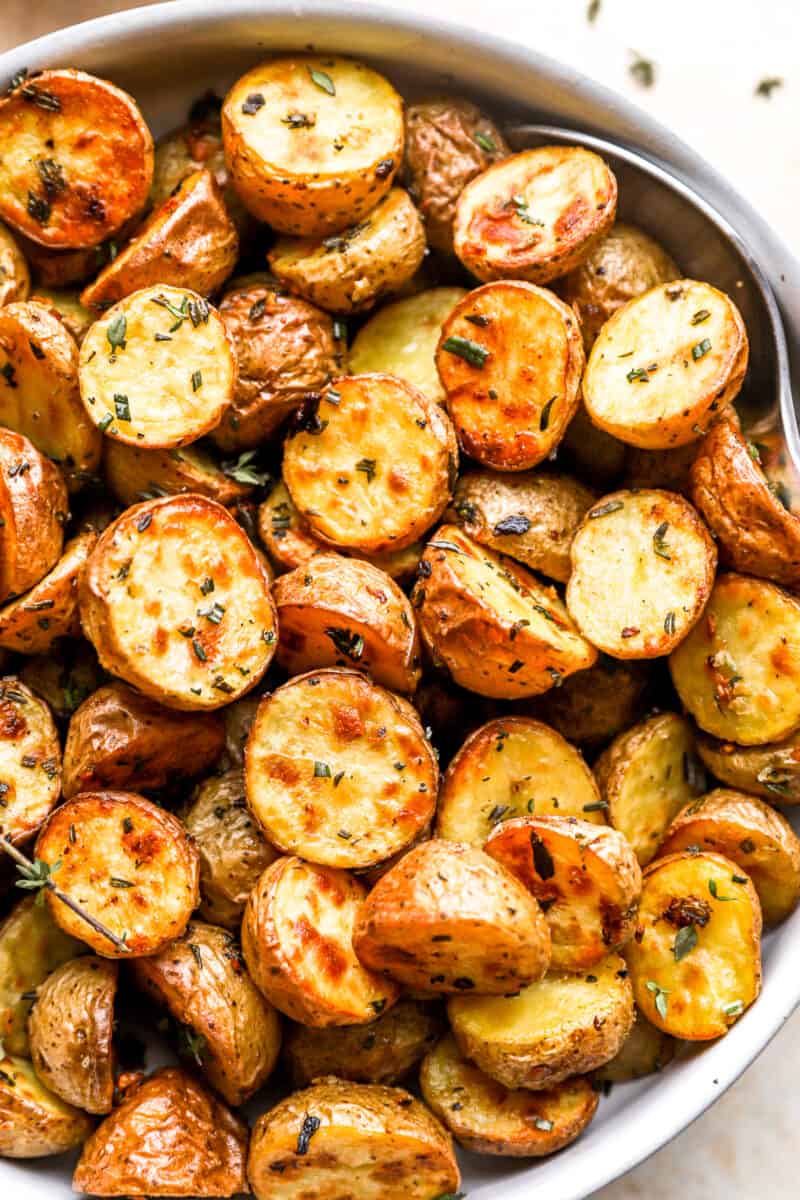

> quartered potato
[421,1032,598,1156]
[103,438,253,507]
[437,716,604,846]
[669,572,800,744]
[657,789,800,925]
[594,712,705,865]
[28,956,117,1114]
[0,678,61,845]
[486,815,642,970]
[567,488,717,658]
[222,55,404,236]
[79,286,236,449]
[353,840,551,994]
[447,953,634,1089]
[453,145,617,283]
[694,728,800,805]
[246,669,436,868]
[592,1008,675,1083]
[283,374,456,553]
[532,654,652,748]
[0,1053,94,1158]
[413,525,597,699]
[0,69,153,249]
[583,280,749,449]
[436,281,584,470]
[242,856,399,1026]
[0,531,96,654]
[36,790,200,957]
[627,850,762,1039]
[0,222,30,306]
[29,287,92,345]
[0,429,68,604]
[80,494,277,711]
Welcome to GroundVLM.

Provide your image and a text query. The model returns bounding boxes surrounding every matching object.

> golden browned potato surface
[0,1053,94,1158]
[0,677,61,845]
[694,728,800,804]
[0,532,96,655]
[592,1008,675,1083]
[0,429,68,604]
[0,222,30,306]
[103,438,253,508]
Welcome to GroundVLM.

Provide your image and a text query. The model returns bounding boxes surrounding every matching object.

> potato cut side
[0,1053,94,1158]
[436,281,584,470]
[583,280,748,448]
[0,222,30,305]
[453,145,617,283]
[246,669,436,869]
[0,532,96,654]
[695,728,800,805]
[79,286,236,449]
[79,494,276,710]
[532,655,652,748]
[103,438,254,507]
[592,1008,675,1083]
[566,488,717,658]
[0,677,61,845]
[30,287,93,345]
[0,429,68,604]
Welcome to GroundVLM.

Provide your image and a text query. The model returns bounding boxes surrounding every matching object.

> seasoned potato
[531,654,652,748]
[62,681,224,798]
[246,669,436,868]
[421,1032,598,1156]
[0,429,68,604]
[30,287,92,344]
[18,233,119,290]
[592,1008,675,1083]
[657,788,800,925]
[437,716,604,846]
[583,280,749,449]
[560,403,627,489]
[486,815,642,970]
[0,69,153,249]
[453,145,617,284]
[623,442,700,495]
[103,438,253,507]
[448,953,634,1089]
[413,675,497,764]
[0,1053,94,1157]
[73,1066,248,1196]
[0,532,95,654]
[20,639,105,723]
[669,572,800,744]
[28,956,117,1114]
[627,850,762,1039]
[694,728,800,804]
[0,222,30,305]
[242,856,399,1026]
[79,286,236,449]
[36,790,200,957]
[436,281,584,470]
[448,468,595,582]
[566,488,717,658]
[219,696,261,769]
[0,678,61,845]
[353,840,551,994]
[222,55,404,236]
[594,713,705,865]
[80,494,277,711]
[247,1076,459,1200]
[283,374,456,553]
[413,525,597,699]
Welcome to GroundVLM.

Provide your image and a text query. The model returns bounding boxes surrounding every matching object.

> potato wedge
[694,728,800,805]
[80,494,277,711]
[436,281,584,470]
[29,287,92,344]
[28,956,117,1114]
[0,1053,93,1157]
[583,280,748,448]
[486,815,642,970]
[0,429,68,604]
[591,1008,675,1083]
[0,678,61,845]
[103,438,253,507]
[627,850,761,1039]
[566,488,717,658]
[530,654,652,748]
[246,669,436,868]
[0,222,30,306]
[242,856,399,1026]
[0,532,96,654]
[222,55,404,236]
[36,790,200,957]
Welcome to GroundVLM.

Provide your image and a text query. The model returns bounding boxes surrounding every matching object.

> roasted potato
[436,280,584,470]
[592,1008,675,1083]
[0,531,96,654]
[20,638,105,723]
[17,233,120,290]
[0,1053,94,1157]
[0,429,68,604]
[29,287,93,344]
[28,956,117,1114]
[0,678,61,846]
[103,437,254,507]
[627,850,762,1039]
[694,728,800,804]
[624,441,700,495]
[222,55,404,236]
[0,221,30,306]
[36,790,200,958]
[79,494,277,711]
[566,488,717,658]
[243,856,399,1026]
[246,669,436,868]
[530,654,652,748]
[247,1076,459,1200]
[560,403,627,489]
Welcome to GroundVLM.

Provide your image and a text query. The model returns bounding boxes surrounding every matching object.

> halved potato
[103,438,253,507]
[592,1008,675,1083]
[0,677,61,845]
[627,850,762,1039]
[0,1053,94,1157]
[531,654,652,748]
[694,728,800,805]
[436,281,584,470]
[0,222,30,306]
[79,494,277,711]
[413,525,597,699]
[30,287,92,345]
[486,815,642,970]
[669,572,800,744]
[243,856,399,1026]
[0,532,96,654]
[246,669,436,869]
[448,953,634,1089]
[566,488,717,658]
[0,69,153,249]
[0,429,68,604]
[421,1032,598,1156]
[36,790,200,958]
[437,716,604,845]
[79,286,236,449]
[583,280,749,449]
[453,145,617,283]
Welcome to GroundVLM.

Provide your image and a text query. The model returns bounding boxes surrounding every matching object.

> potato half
[0,532,96,654]
[0,429,68,604]
[151,109,253,237]
[29,287,92,345]
[0,1053,94,1158]
[0,677,61,845]
[592,1008,675,1083]
[103,438,253,507]
[0,222,30,306]
[531,654,652,748]
[695,728,800,805]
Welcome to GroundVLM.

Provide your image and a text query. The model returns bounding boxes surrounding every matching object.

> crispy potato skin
[247,1076,460,1200]
[0,1053,94,1158]
[151,114,254,238]
[29,287,93,345]
[73,1066,248,1196]
[0,429,68,604]
[103,439,253,507]
[0,532,96,654]
[0,222,30,305]
[0,677,61,845]
[694,728,800,804]
[0,69,153,249]
[529,655,652,748]
[28,956,117,1114]
[592,1008,675,1083]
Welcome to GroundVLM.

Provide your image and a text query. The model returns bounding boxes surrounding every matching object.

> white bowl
[2,4,800,1199]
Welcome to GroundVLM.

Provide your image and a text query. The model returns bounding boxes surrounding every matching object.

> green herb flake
[673,923,697,962]
[587,0,601,21]
[534,1117,554,1132]
[309,68,336,96]
[692,338,712,361]
[630,53,656,88]
[221,450,271,487]
[106,314,127,354]
[192,638,207,663]
[723,999,744,1017]
[113,393,131,422]
[653,521,671,560]
[191,369,202,392]
[441,335,490,368]
[589,500,624,519]
[296,1113,322,1155]
[325,626,365,661]
[189,943,203,969]
[98,413,113,433]
[355,457,377,483]
[708,878,736,902]
[314,761,332,778]
[691,308,711,326]
[755,77,783,98]
[645,979,670,1019]
[109,877,134,888]
[664,611,677,635]
[475,131,496,153]
[539,395,556,431]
